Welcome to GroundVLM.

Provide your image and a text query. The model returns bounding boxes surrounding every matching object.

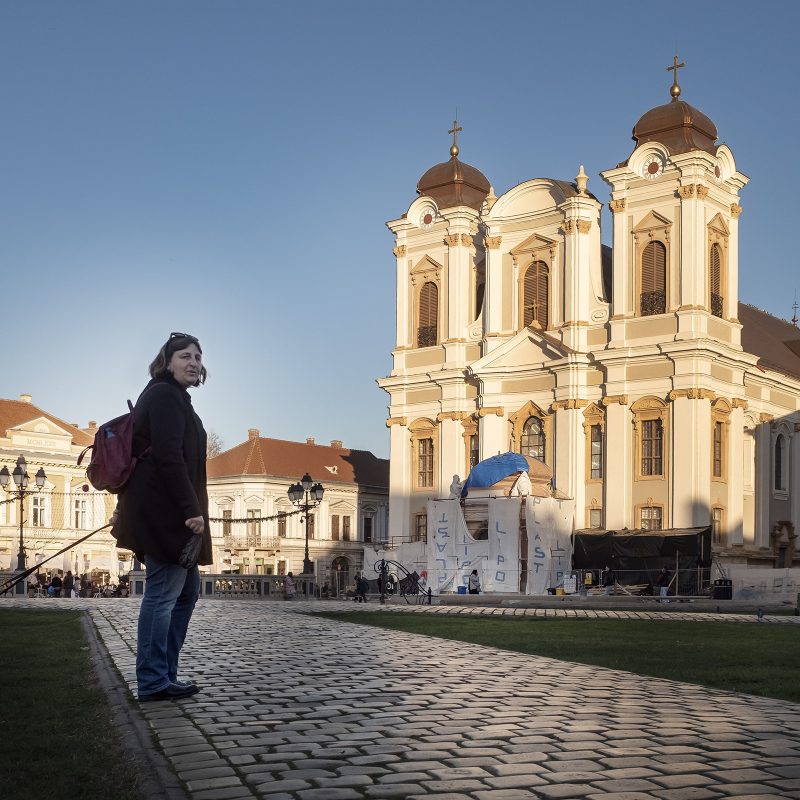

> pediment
[470,327,571,375]
[634,209,672,232]
[707,213,729,236]
[244,494,263,505]
[510,232,557,259]
[410,255,443,275]
[7,416,74,453]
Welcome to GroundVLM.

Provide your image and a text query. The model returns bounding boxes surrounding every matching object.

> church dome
[417,129,491,212]
[632,98,718,156]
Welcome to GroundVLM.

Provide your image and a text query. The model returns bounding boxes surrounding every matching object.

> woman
[468,569,481,595]
[113,332,212,702]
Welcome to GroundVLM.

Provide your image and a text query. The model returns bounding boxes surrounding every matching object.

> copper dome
[417,156,491,211]
[632,99,718,156]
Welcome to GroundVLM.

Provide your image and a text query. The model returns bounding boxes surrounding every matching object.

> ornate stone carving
[445,234,461,247]
[392,245,406,257]
[677,185,696,199]
[385,417,407,427]
[696,185,710,199]
[730,203,743,218]
[609,199,626,213]
[460,233,474,248]
[551,399,589,411]
[477,406,504,417]
[484,235,502,249]
[759,413,774,424]
[668,388,716,401]
[436,411,466,422]
[731,399,749,410]
[576,220,591,234]
[562,219,576,234]
[602,395,628,406]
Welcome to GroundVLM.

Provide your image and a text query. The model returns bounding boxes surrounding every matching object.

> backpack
[78,387,154,493]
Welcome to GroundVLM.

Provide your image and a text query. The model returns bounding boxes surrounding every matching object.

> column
[387,421,409,541]
[553,405,584,516]
[754,418,772,549]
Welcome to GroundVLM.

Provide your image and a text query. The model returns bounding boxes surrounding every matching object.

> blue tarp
[461,452,530,497]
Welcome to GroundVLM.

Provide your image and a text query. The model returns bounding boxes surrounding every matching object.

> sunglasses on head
[169,332,199,342]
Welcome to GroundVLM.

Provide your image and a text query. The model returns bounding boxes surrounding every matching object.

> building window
[417,281,438,347]
[641,419,663,476]
[710,243,723,318]
[277,560,286,576]
[590,424,603,480]
[641,506,662,531]
[589,508,603,529]
[640,241,666,316]
[418,437,433,487]
[712,507,725,545]
[222,509,232,540]
[469,434,480,469]
[73,498,87,530]
[713,421,723,479]
[521,417,545,462]
[475,279,485,320]
[363,517,373,543]
[343,516,351,541]
[413,514,427,543]
[31,496,46,528]
[775,434,785,491]
[523,261,549,329]
[246,510,261,547]
[331,514,340,541]
[277,512,287,538]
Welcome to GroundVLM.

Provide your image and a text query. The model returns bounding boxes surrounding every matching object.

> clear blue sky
[1,1,797,460]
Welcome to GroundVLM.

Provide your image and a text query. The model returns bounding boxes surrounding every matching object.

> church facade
[378,68,800,573]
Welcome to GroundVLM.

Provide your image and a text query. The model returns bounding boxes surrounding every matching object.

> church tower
[598,59,750,533]
[381,123,490,540]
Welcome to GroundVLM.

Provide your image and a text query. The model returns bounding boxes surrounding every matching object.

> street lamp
[0,455,47,571]
[287,473,324,575]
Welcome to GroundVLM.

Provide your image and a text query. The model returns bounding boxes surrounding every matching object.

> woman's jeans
[136,556,200,694]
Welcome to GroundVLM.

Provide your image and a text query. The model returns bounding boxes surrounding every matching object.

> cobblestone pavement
[13,597,800,799]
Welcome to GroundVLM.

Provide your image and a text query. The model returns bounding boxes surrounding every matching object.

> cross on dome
[449,118,462,157]
[667,55,685,101]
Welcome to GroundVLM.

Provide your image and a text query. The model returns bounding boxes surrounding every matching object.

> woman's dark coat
[113,376,212,566]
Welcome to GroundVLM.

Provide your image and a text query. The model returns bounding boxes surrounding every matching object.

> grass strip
[319,611,800,703]
[0,609,144,800]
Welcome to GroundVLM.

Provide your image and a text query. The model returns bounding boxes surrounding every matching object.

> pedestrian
[50,573,63,598]
[468,569,481,595]
[602,565,615,595]
[112,332,212,702]
[63,570,74,598]
[355,574,369,603]
[284,572,296,600]
[73,576,82,598]
[656,566,671,602]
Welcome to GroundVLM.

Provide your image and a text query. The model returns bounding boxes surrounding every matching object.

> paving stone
[68,600,800,800]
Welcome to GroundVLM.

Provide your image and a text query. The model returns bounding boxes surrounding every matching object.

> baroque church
[378,63,800,575]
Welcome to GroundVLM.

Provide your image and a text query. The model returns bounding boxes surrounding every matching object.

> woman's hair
[149,333,208,385]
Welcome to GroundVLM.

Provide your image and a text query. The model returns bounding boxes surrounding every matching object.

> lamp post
[287,473,324,575]
[0,455,47,571]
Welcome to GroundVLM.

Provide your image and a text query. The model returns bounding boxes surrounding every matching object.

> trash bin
[457,585,467,595]
[712,578,732,600]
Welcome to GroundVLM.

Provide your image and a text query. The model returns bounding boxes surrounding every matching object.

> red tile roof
[0,398,94,447]
[207,435,389,489]
[739,303,800,380]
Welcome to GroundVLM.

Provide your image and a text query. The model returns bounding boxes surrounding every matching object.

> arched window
[475,280,485,320]
[523,261,549,329]
[521,417,545,461]
[775,434,785,491]
[710,243,723,317]
[417,281,438,347]
[640,241,666,316]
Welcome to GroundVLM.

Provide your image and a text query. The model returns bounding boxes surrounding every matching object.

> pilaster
[727,404,745,545]
[387,421,410,540]
[792,422,800,546]
[603,397,632,528]
[754,418,772,549]
[670,392,712,528]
